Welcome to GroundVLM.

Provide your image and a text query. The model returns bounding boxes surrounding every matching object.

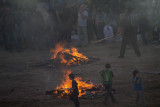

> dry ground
[0,42,160,107]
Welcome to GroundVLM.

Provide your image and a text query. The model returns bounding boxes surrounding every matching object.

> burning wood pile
[46,70,105,99]
[36,42,100,68]
[50,42,89,66]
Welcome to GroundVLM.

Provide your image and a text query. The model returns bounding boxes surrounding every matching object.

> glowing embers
[50,42,88,66]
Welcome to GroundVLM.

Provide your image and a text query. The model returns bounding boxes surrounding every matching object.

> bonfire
[55,70,94,98]
[50,42,88,66]
[46,42,103,99]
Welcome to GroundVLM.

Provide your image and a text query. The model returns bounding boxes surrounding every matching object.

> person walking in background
[77,4,88,46]
[132,70,146,107]
[100,63,116,105]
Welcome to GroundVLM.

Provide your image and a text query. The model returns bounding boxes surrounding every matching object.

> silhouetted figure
[118,8,141,58]
[69,73,80,107]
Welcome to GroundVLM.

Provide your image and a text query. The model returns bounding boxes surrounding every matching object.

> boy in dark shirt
[69,73,80,107]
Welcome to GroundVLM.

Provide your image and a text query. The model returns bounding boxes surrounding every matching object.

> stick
[92,36,113,44]
[91,33,123,44]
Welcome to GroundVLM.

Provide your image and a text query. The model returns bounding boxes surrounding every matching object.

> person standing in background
[96,7,107,41]
[86,0,94,43]
[103,22,114,43]
[77,4,88,46]
[118,8,141,58]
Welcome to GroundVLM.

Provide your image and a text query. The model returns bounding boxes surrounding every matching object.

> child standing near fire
[100,63,116,105]
[132,70,146,107]
[69,73,80,107]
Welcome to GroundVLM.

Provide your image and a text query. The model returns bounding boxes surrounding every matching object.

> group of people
[0,0,56,52]
[69,63,146,107]
[0,0,160,53]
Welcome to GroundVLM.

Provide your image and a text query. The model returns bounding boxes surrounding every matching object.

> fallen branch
[91,36,113,44]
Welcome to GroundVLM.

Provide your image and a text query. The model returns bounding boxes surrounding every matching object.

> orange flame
[50,42,88,65]
[55,70,94,98]
[51,43,94,98]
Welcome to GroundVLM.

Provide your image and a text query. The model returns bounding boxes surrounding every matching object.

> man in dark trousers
[69,73,80,107]
[100,64,116,105]
[118,8,141,58]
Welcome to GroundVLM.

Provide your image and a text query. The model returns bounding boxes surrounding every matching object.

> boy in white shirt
[103,22,114,43]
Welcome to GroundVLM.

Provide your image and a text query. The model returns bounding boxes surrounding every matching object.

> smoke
[3,0,55,50]
[2,0,160,51]
[134,0,160,25]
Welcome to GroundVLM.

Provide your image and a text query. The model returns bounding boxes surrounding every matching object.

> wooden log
[58,52,88,64]
[91,33,123,44]
[91,36,113,44]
